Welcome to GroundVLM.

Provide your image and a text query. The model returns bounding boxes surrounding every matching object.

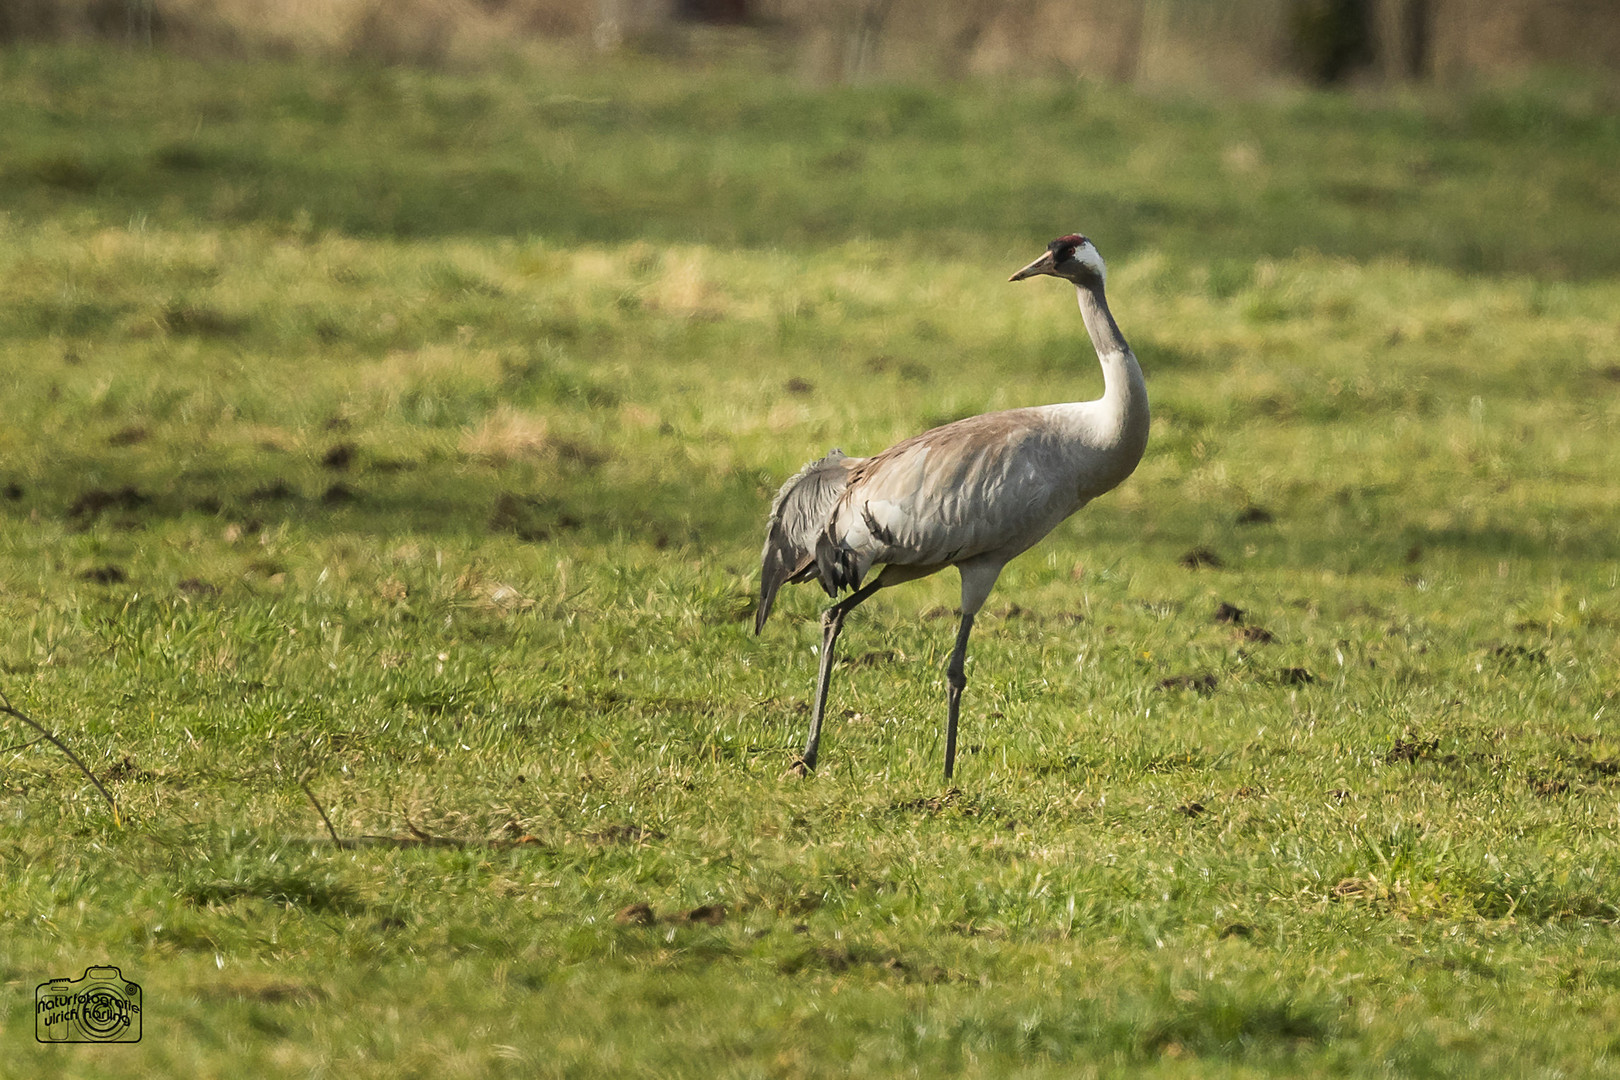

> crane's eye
[1056,246,1076,264]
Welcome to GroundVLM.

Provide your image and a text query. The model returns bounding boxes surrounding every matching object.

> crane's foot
[784,756,813,779]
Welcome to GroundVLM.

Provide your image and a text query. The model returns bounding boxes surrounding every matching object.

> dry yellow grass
[458,404,553,464]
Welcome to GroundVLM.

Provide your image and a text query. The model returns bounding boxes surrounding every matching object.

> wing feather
[819,409,1080,575]
[760,407,1113,631]
[756,450,858,633]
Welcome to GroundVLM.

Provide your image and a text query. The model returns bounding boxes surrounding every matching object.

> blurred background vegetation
[3,2,1620,1075]
[5,0,1620,88]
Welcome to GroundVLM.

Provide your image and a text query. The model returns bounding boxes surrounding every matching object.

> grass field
[2,42,1620,1077]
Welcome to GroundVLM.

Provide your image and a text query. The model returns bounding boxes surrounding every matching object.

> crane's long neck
[1061,280,1150,488]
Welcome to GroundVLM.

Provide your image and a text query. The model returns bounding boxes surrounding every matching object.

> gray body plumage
[757,401,1147,630]
[756,234,1149,779]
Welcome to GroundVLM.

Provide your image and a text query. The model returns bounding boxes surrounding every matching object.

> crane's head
[1009,234,1106,288]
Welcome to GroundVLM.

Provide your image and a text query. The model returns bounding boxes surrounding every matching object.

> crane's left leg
[799,580,883,774]
[943,612,974,781]
[944,563,1002,781]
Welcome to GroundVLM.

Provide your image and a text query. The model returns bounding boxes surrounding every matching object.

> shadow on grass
[177,833,368,915]
[929,983,1333,1065]
[1132,988,1331,1059]
[3,455,743,551]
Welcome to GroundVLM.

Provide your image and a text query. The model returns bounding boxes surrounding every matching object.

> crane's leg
[944,563,1002,781]
[943,611,975,781]
[800,581,882,773]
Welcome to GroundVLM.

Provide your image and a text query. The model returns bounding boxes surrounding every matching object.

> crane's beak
[1008,250,1058,282]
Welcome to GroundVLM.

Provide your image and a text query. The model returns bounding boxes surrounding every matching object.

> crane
[755,234,1149,780]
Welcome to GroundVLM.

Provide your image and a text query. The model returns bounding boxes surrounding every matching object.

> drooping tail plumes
[756,450,856,633]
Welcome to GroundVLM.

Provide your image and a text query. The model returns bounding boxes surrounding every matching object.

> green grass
[3,43,1620,1078]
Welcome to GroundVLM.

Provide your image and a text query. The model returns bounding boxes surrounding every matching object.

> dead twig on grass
[299,777,344,846]
[299,777,540,850]
[0,687,119,823]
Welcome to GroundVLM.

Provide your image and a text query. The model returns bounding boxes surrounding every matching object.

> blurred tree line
[3,0,1618,86]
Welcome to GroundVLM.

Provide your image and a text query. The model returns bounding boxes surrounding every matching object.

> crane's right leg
[943,562,1003,781]
[799,581,882,773]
